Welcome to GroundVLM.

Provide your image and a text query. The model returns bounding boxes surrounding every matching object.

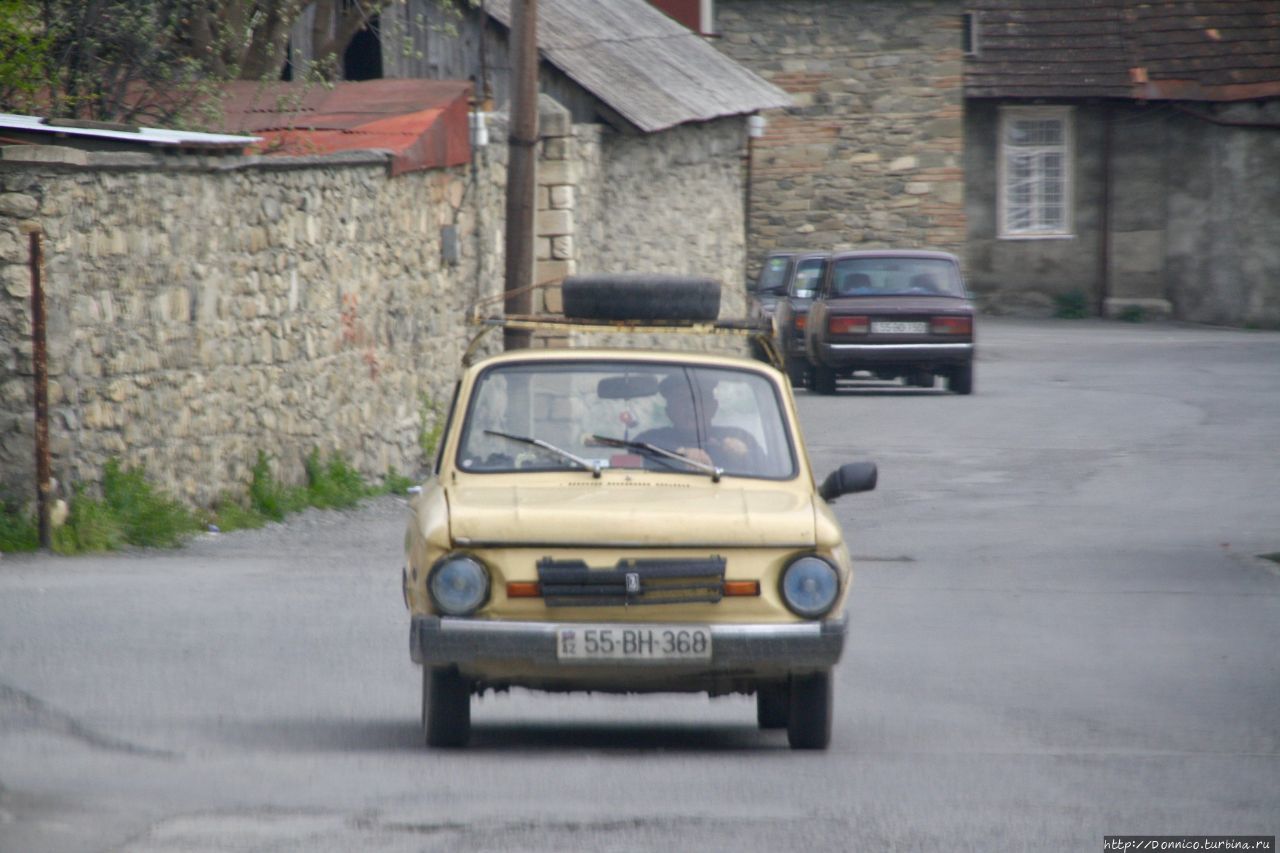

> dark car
[771,252,830,388]
[747,249,802,320]
[804,250,975,395]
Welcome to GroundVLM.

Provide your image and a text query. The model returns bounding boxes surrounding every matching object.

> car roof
[829,249,960,262]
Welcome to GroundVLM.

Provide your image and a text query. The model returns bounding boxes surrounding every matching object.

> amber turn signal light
[506,581,542,598]
[723,580,761,597]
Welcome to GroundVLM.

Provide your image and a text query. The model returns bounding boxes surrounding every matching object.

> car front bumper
[410,614,847,670]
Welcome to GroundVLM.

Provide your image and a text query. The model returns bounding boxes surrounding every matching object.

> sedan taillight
[828,315,869,335]
[931,316,972,335]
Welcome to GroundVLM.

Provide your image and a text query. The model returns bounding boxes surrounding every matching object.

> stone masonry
[714,0,966,273]
[0,104,755,510]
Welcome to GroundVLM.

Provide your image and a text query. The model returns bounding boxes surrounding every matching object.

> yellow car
[403,278,877,750]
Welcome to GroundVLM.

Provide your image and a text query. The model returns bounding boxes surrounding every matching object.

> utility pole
[503,0,538,350]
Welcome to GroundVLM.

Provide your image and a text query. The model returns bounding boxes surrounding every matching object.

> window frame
[997,106,1075,240]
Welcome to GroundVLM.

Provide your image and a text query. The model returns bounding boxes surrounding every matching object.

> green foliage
[304,449,371,510]
[0,0,54,115]
[419,393,445,462]
[381,468,416,495]
[210,494,267,533]
[1054,291,1090,320]
[0,500,38,552]
[101,458,202,548]
[1117,305,1146,323]
[53,487,127,554]
[249,450,308,521]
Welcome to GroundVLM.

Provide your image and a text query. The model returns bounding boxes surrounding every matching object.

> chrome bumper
[410,615,847,669]
[818,341,973,365]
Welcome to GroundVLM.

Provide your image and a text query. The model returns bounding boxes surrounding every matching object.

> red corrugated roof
[219,79,472,175]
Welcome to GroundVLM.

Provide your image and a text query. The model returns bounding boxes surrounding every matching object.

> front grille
[536,556,726,607]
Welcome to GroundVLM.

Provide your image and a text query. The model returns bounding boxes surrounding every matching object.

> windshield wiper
[589,434,723,483]
[484,430,603,478]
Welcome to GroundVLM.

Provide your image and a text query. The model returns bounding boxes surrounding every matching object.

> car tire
[422,666,471,748]
[787,670,833,750]
[756,683,790,729]
[784,355,809,389]
[812,365,837,395]
[947,363,974,395]
[561,274,721,323]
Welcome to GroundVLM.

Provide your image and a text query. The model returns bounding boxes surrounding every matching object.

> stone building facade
[0,106,752,509]
[712,0,967,269]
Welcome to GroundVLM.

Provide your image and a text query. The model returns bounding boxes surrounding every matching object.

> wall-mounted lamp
[747,114,766,139]
[469,112,489,147]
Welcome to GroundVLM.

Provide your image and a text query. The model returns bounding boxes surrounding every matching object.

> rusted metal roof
[485,0,792,133]
[966,0,1280,101]
[218,79,472,174]
[0,112,258,150]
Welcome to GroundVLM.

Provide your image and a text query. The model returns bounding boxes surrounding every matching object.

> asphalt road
[1,318,1278,853]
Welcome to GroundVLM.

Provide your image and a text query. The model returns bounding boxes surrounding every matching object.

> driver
[633,373,761,470]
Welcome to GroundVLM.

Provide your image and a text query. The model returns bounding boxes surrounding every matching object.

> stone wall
[0,146,508,506]
[965,101,1280,327]
[714,0,967,277]
[0,106,756,509]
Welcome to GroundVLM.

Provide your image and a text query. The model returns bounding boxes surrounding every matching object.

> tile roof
[965,0,1280,100]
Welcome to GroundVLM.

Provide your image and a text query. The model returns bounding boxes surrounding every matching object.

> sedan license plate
[556,625,712,662]
[872,321,927,334]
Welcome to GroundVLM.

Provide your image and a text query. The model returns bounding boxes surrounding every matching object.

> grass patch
[304,449,372,510]
[0,501,39,552]
[11,449,410,555]
[419,393,445,462]
[1054,291,1090,319]
[248,450,309,521]
[1117,305,1146,323]
[381,468,416,495]
[101,459,203,548]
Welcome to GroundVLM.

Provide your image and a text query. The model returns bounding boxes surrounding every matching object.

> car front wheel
[423,665,471,748]
[787,670,833,750]
[756,683,790,729]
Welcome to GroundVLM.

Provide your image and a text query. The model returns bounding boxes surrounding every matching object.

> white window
[999,107,1073,238]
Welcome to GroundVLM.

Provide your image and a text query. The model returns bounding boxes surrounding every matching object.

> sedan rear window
[829,258,965,297]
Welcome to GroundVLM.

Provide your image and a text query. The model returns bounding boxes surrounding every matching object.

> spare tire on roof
[561,274,721,323]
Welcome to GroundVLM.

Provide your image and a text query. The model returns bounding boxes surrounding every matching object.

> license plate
[556,625,712,662]
[872,321,927,334]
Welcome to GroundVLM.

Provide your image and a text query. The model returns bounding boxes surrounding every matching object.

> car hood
[823,295,973,314]
[446,481,816,547]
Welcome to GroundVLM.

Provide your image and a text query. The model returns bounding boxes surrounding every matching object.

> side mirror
[819,461,877,502]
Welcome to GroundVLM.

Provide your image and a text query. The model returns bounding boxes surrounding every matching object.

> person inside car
[634,373,763,471]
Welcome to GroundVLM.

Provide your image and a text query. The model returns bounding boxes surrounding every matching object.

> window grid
[999,108,1073,238]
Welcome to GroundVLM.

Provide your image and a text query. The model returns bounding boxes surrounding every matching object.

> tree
[0,0,392,126]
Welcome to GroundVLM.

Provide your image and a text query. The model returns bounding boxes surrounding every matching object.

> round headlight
[428,554,489,616]
[780,556,840,618]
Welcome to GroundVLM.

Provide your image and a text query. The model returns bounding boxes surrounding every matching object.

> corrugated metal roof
[486,0,792,133]
[218,79,472,174]
[0,112,258,149]
[966,0,1280,101]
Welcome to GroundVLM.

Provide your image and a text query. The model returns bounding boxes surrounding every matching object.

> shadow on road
[210,717,785,753]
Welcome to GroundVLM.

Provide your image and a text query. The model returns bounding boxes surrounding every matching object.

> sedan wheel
[787,670,833,750]
[422,666,471,748]
[947,363,974,395]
